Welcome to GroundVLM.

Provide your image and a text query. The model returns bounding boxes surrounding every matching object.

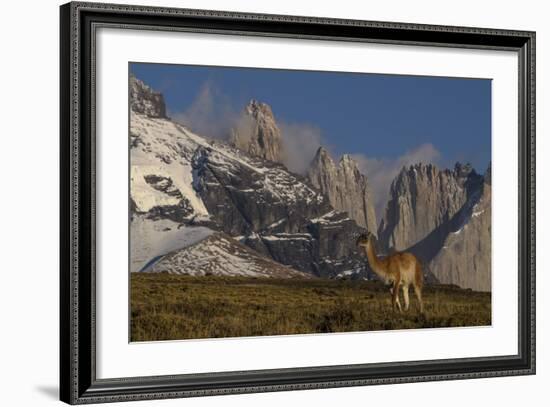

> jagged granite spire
[229,99,283,163]
[377,161,491,291]
[378,162,482,251]
[307,147,377,233]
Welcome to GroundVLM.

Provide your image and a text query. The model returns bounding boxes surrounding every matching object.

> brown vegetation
[131,273,491,342]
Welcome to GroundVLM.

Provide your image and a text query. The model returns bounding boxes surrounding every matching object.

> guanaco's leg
[388,286,401,310]
[392,281,402,312]
[414,284,424,313]
[402,284,410,311]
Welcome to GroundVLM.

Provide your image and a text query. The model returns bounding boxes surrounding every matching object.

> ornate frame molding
[60,2,535,404]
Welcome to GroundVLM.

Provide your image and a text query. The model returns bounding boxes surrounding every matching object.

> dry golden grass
[130,273,491,342]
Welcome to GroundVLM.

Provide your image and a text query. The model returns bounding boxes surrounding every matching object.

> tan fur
[357,234,424,313]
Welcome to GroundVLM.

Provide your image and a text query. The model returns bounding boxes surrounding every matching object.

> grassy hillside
[131,273,491,342]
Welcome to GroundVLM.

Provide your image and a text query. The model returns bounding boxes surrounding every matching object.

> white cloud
[171,81,239,140]
[352,143,442,221]
[279,122,324,174]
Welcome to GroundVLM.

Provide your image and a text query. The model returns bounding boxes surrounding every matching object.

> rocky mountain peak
[312,146,331,163]
[454,162,475,178]
[338,155,365,185]
[229,99,283,163]
[339,154,357,168]
[129,74,166,118]
[312,146,334,166]
[246,99,274,118]
[308,149,377,233]
[379,160,491,291]
[379,162,483,251]
[391,163,436,196]
[409,162,435,174]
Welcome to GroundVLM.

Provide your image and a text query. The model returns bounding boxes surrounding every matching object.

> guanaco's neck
[363,241,388,279]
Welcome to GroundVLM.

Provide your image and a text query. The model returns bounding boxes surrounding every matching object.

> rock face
[378,163,482,251]
[379,162,491,291]
[308,147,377,233]
[130,74,166,118]
[428,177,491,291]
[229,100,283,163]
[191,142,368,278]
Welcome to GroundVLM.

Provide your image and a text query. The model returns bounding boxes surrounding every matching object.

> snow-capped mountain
[130,76,368,278]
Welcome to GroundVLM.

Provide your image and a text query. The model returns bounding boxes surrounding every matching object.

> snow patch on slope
[130,216,214,273]
[131,114,209,215]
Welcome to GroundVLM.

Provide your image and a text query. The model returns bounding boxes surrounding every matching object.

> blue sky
[130,62,491,215]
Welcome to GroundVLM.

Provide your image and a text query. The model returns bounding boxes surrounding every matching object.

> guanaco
[356,233,424,313]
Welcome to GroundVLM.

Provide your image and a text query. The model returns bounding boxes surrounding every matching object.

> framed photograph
[60,1,535,404]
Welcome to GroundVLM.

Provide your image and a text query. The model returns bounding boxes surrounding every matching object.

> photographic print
[129,63,492,342]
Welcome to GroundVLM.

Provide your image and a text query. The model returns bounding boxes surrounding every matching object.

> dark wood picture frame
[60,2,536,404]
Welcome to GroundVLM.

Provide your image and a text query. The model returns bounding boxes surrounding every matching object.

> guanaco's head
[356,232,373,249]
